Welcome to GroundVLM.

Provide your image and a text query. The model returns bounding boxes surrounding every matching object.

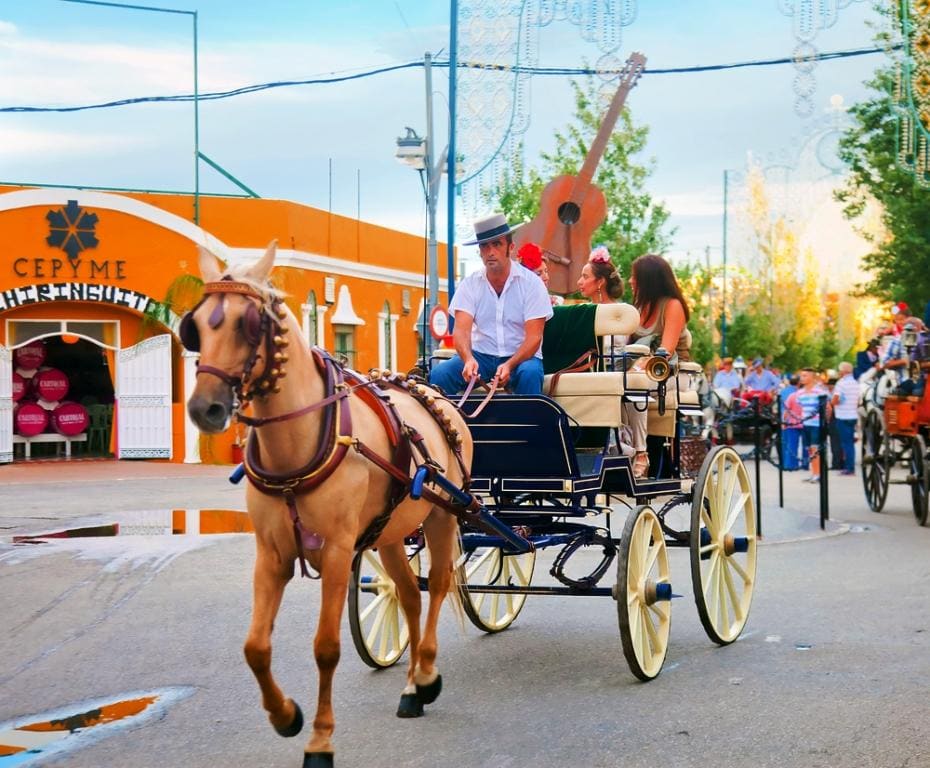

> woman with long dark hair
[625,253,692,478]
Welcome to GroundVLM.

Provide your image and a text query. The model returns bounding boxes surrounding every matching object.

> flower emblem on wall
[46,200,99,261]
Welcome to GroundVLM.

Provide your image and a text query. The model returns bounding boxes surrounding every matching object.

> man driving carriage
[428,213,553,395]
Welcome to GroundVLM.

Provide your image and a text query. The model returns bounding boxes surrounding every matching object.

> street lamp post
[721,169,730,357]
[395,54,448,359]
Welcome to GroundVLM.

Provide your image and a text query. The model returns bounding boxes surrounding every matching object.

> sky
[0,0,887,280]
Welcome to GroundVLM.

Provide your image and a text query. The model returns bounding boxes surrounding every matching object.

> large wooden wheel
[459,546,536,633]
[861,410,890,513]
[615,505,671,681]
[348,548,421,669]
[911,434,930,526]
[690,445,757,645]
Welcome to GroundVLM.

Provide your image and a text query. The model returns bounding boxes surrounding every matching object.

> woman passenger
[577,245,626,366]
[625,253,692,478]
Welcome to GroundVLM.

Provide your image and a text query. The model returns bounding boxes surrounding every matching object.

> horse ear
[247,240,278,283]
[198,246,223,283]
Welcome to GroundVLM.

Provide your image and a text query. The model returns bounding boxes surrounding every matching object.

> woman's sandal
[632,451,650,479]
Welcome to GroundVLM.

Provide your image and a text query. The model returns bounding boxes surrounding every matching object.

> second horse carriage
[350,300,758,681]
[859,323,930,525]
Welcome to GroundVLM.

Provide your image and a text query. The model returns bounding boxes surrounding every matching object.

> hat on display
[752,357,763,366]
[518,242,543,271]
[892,301,910,315]
[734,356,746,369]
[721,356,734,364]
[463,212,521,245]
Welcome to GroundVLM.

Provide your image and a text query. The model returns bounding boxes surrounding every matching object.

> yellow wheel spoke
[642,603,661,652]
[359,591,387,623]
[722,559,743,622]
[728,554,752,585]
[723,490,750,535]
[365,595,390,648]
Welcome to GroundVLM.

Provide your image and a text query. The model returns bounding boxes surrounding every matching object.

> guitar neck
[572,53,646,201]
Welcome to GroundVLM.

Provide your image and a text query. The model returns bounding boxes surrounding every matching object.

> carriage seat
[541,303,702,427]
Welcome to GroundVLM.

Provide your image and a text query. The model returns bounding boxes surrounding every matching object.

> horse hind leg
[243,547,304,739]
[412,509,461,708]
[374,540,425,717]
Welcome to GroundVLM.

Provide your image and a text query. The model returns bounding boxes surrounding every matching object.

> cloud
[0,20,17,36]
[0,127,145,159]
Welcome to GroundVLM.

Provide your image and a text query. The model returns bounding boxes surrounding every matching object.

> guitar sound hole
[557,202,581,226]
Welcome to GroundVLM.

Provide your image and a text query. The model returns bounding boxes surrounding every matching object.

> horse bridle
[179,278,290,406]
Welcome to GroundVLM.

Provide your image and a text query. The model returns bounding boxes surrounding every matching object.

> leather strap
[546,349,596,396]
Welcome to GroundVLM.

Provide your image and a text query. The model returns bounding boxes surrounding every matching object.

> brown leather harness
[185,278,472,579]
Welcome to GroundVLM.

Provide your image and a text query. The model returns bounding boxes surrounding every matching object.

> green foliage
[836,65,930,309]
[489,77,674,289]
[141,273,204,340]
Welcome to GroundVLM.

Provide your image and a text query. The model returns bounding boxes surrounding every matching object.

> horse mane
[224,264,288,322]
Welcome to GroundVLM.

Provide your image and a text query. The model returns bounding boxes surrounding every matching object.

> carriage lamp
[902,323,919,351]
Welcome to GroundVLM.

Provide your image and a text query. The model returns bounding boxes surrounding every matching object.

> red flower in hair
[518,242,543,271]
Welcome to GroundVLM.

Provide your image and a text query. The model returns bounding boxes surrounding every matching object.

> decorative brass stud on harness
[274,336,289,347]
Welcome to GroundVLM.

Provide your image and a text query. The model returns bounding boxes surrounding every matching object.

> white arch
[0,188,231,257]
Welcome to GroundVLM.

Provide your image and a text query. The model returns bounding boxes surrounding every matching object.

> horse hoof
[274,700,303,738]
[415,674,443,705]
[396,693,424,718]
[303,752,334,768]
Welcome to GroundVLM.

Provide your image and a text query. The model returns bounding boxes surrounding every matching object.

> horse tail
[446,527,467,632]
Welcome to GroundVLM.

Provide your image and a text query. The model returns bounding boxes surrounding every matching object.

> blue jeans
[781,428,801,470]
[428,351,544,395]
[836,418,856,473]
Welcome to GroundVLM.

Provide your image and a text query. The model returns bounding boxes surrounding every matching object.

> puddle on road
[13,510,253,545]
[3,511,253,573]
[0,687,194,767]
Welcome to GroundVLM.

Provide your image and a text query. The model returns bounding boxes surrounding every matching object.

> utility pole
[722,169,729,357]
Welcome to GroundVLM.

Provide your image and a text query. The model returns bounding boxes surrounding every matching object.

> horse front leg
[244,544,304,738]
[413,510,459,707]
[304,543,354,767]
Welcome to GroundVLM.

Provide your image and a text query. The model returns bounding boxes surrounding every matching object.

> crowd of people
[428,210,927,484]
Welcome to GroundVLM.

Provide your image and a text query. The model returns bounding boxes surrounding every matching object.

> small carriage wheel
[615,505,671,681]
[910,434,930,526]
[348,548,421,669]
[690,445,757,645]
[861,411,890,513]
[458,547,536,633]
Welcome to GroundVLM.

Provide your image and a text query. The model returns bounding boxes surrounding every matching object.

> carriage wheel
[861,411,890,513]
[348,548,421,669]
[690,445,757,645]
[615,505,671,681]
[459,547,536,633]
[910,434,930,526]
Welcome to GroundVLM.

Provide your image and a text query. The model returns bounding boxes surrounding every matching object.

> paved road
[1,457,929,768]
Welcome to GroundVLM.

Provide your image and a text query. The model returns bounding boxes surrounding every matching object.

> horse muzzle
[187,391,234,434]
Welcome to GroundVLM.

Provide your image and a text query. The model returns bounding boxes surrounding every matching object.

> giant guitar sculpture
[514,52,647,295]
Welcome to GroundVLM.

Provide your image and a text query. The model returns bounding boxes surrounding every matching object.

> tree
[489,77,674,291]
[836,65,930,310]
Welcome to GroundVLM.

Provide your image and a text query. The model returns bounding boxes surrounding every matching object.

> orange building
[0,185,450,465]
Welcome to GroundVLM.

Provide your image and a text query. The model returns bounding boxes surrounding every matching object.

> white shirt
[450,264,553,358]
[833,373,860,420]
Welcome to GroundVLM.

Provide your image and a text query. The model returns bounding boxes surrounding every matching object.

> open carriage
[859,327,930,525]
[349,301,758,681]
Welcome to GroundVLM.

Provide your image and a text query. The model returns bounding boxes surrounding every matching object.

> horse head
[184,241,283,433]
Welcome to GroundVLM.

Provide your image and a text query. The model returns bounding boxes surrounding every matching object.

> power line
[0,45,896,114]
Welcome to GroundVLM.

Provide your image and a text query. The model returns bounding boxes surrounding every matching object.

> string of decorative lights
[0,45,896,114]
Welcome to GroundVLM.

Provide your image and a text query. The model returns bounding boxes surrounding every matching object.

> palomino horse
[184,243,472,767]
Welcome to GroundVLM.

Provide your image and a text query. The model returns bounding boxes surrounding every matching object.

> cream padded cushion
[621,344,651,356]
[678,361,703,373]
[594,302,640,336]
